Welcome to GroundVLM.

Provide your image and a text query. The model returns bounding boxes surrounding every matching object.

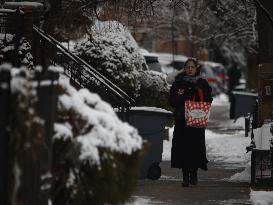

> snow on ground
[212,93,229,106]
[250,190,273,205]
[206,130,249,166]
[232,117,245,129]
[125,196,164,205]
[162,111,251,182]
[162,127,250,167]
[162,127,173,161]
[228,162,251,182]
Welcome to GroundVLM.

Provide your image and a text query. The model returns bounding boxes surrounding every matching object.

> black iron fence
[0,69,11,205]
[0,68,59,205]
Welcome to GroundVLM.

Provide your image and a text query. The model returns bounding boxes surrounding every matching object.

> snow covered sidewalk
[162,127,250,168]
[128,121,253,204]
[127,94,273,205]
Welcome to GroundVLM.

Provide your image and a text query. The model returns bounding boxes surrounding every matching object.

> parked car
[154,53,188,74]
[141,52,164,73]
[203,61,227,92]
[200,62,220,96]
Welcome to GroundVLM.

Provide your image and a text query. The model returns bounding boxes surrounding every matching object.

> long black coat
[169,73,213,170]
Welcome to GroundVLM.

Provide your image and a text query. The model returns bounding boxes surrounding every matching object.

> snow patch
[162,127,173,161]
[206,130,249,166]
[0,63,12,71]
[48,65,64,73]
[233,117,246,129]
[125,196,164,205]
[212,93,229,106]
[228,162,251,182]
[250,190,273,205]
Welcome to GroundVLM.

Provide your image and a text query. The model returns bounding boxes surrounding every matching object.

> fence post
[11,70,59,205]
[0,69,11,205]
[14,7,24,67]
[35,70,59,203]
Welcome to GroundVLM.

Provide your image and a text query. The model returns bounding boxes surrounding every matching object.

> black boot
[189,168,198,185]
[182,168,189,187]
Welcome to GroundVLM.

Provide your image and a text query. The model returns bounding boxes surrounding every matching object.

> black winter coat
[169,73,213,170]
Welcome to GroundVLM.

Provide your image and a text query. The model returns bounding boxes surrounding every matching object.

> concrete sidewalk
[130,161,251,205]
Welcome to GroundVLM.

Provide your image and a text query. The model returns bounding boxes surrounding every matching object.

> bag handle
[192,87,204,102]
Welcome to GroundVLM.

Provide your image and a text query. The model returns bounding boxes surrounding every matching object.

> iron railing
[33,25,134,110]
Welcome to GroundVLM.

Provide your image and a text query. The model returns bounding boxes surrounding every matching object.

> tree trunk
[246,51,258,90]
[256,0,273,63]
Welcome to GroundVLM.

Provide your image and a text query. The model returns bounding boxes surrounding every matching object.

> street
[127,96,252,205]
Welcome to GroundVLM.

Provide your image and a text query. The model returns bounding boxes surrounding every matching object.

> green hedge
[52,139,145,205]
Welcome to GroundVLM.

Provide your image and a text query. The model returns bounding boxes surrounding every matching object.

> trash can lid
[231,91,258,96]
[131,106,172,115]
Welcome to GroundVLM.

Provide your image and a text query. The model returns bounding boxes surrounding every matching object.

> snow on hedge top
[56,77,143,165]
[73,20,146,98]
[74,20,146,75]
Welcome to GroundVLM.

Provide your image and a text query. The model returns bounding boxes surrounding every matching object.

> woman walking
[169,58,213,187]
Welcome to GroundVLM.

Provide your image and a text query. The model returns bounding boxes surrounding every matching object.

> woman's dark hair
[184,57,201,76]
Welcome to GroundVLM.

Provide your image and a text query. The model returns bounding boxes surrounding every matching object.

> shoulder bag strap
[192,87,204,102]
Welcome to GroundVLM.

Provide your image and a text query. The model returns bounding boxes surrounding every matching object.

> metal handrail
[33,25,135,108]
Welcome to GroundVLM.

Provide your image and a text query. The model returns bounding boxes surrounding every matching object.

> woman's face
[185,61,197,76]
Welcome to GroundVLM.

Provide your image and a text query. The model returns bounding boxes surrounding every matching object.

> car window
[211,66,225,75]
[144,55,158,63]
[147,62,162,72]
[169,61,185,70]
[144,55,162,72]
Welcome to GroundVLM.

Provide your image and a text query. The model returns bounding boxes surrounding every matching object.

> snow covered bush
[0,35,34,69]
[218,44,246,71]
[136,70,171,110]
[73,21,146,98]
[18,37,34,69]
[74,21,171,110]
[3,65,144,204]
[52,76,144,205]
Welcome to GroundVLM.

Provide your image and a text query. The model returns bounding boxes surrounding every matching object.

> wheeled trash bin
[231,91,258,119]
[121,107,172,180]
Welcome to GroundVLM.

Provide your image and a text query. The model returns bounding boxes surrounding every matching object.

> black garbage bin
[119,107,172,180]
[231,91,258,119]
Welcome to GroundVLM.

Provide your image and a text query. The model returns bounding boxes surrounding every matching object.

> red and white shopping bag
[185,88,211,128]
